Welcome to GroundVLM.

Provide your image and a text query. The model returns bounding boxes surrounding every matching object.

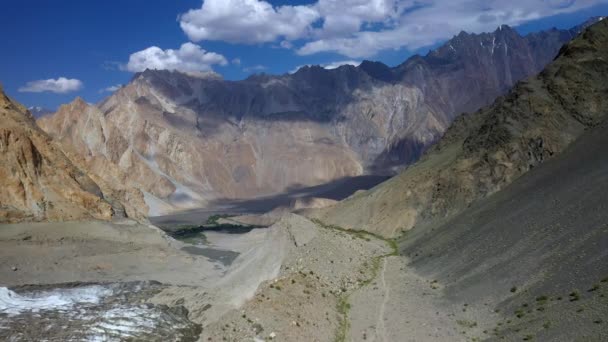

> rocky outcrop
[37,99,150,220]
[315,19,608,237]
[0,89,115,223]
[39,21,594,216]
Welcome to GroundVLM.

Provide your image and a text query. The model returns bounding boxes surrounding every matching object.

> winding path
[375,258,390,342]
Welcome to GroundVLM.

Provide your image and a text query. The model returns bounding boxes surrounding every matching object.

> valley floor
[2,210,606,341]
[0,215,400,341]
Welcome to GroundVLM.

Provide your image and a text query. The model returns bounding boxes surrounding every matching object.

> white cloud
[243,65,267,73]
[180,0,606,58]
[124,42,228,73]
[323,60,362,70]
[232,58,242,65]
[179,0,320,44]
[290,60,361,74]
[314,0,399,38]
[280,40,293,49]
[298,0,607,57]
[18,77,83,94]
[99,84,122,93]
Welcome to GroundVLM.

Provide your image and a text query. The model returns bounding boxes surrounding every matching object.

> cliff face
[0,89,116,223]
[315,19,608,237]
[39,22,591,216]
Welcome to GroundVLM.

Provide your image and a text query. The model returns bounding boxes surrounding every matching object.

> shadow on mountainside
[150,175,389,227]
[208,175,391,213]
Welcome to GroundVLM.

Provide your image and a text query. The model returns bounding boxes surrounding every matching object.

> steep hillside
[341,115,608,342]
[40,22,590,216]
[315,19,608,237]
[0,88,115,222]
[396,106,608,342]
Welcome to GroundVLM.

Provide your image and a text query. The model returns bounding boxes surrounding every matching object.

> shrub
[456,320,477,328]
[569,291,581,302]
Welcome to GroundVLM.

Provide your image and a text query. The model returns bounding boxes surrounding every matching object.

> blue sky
[1,0,607,110]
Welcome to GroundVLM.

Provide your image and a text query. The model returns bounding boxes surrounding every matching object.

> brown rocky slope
[314,19,608,238]
[0,87,146,223]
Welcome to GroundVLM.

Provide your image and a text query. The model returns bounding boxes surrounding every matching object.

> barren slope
[393,111,608,341]
[0,88,116,223]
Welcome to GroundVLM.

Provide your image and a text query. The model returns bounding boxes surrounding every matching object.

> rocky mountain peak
[46,97,92,122]
[358,60,394,82]
[70,96,89,108]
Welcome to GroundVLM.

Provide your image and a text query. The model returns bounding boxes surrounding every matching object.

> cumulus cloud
[180,0,606,58]
[124,42,228,72]
[314,0,399,38]
[179,0,320,44]
[298,0,607,57]
[290,60,361,74]
[18,77,83,94]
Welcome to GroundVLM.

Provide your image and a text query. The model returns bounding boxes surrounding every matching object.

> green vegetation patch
[311,219,399,342]
[311,219,399,256]
[456,320,478,328]
[206,214,232,225]
[334,295,351,342]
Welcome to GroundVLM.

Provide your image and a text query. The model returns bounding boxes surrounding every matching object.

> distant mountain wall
[38,20,599,216]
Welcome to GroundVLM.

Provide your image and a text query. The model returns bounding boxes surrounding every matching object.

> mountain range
[36,20,600,216]
[1,14,608,342]
[315,18,608,238]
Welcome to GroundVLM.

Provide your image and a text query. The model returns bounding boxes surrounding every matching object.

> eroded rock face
[0,90,114,223]
[315,19,608,237]
[39,23,590,216]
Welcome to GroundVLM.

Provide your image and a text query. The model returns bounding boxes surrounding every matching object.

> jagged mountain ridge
[39,21,596,216]
[314,18,608,237]
[0,88,116,222]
